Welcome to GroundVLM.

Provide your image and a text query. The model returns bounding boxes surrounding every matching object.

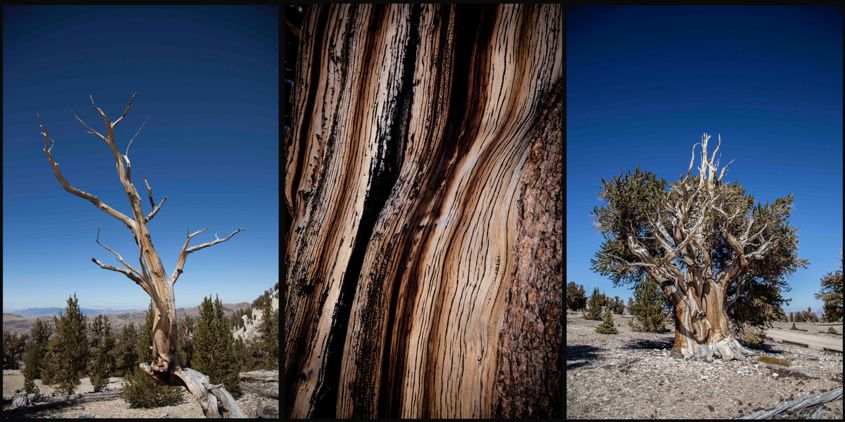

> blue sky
[3,6,279,310]
[567,6,842,313]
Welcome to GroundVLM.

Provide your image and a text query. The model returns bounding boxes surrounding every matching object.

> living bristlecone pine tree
[595,307,619,334]
[112,321,139,377]
[3,330,27,370]
[816,267,843,322]
[46,294,89,394]
[592,134,806,361]
[566,282,587,310]
[88,314,116,392]
[583,288,603,320]
[259,300,279,369]
[177,315,195,369]
[629,277,670,333]
[193,296,241,397]
[23,318,52,394]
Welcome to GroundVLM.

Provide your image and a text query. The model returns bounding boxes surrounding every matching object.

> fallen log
[738,386,842,419]
[239,371,278,383]
[240,382,278,400]
[4,390,123,415]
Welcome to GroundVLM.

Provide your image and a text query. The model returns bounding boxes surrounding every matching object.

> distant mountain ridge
[8,307,143,318]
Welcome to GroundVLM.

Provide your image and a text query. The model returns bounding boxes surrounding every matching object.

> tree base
[140,363,245,418]
[675,335,759,362]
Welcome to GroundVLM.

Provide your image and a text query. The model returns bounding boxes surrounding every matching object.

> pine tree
[193,296,241,397]
[595,307,618,334]
[582,288,603,320]
[626,297,635,315]
[177,315,195,369]
[22,319,52,394]
[258,300,279,369]
[122,368,183,408]
[46,294,89,394]
[88,315,115,392]
[3,330,28,370]
[136,302,155,365]
[113,322,139,377]
[629,279,670,333]
[816,269,843,322]
[566,282,587,310]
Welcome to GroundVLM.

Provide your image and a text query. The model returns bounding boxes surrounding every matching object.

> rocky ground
[566,311,843,419]
[2,370,278,418]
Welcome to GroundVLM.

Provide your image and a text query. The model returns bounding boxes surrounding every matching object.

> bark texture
[283,4,562,418]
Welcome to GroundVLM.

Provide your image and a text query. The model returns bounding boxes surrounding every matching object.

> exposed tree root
[141,363,245,418]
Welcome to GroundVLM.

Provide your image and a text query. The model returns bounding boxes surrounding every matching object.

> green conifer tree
[193,295,241,397]
[583,288,603,320]
[258,300,279,369]
[178,315,195,369]
[113,322,139,377]
[88,315,116,392]
[136,302,155,365]
[595,307,618,334]
[3,330,28,370]
[23,319,52,394]
[46,294,89,394]
[628,278,670,333]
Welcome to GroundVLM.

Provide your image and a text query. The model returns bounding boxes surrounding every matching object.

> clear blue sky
[3,6,279,310]
[567,6,842,313]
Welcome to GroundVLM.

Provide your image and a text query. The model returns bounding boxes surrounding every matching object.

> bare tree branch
[70,110,108,143]
[142,177,167,222]
[111,92,138,128]
[91,258,151,296]
[170,228,244,284]
[36,114,136,232]
[123,116,149,174]
[96,227,143,277]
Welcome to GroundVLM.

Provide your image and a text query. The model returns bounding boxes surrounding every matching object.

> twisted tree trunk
[284,4,562,418]
[37,95,244,418]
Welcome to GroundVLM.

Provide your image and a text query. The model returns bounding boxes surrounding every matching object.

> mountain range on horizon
[5,307,144,318]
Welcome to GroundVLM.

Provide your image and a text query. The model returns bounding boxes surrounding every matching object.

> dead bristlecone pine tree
[36,94,245,418]
[285,4,562,419]
[592,133,805,361]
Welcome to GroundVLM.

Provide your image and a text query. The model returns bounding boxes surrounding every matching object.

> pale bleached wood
[38,94,244,418]
[285,4,562,418]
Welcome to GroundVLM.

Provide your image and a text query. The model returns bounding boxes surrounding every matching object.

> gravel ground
[566,312,843,419]
[3,370,279,418]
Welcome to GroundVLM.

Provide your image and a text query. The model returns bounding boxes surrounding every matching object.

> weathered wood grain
[284,4,562,418]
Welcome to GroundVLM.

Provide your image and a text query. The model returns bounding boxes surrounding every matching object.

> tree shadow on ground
[740,340,786,354]
[621,338,674,351]
[566,345,604,370]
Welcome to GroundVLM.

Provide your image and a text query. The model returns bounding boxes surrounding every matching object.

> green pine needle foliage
[583,288,603,320]
[628,279,671,333]
[122,369,183,408]
[193,295,241,397]
[88,315,116,392]
[45,294,89,395]
[595,307,618,334]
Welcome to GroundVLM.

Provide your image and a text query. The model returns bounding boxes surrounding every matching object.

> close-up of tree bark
[283,4,562,419]
[37,95,245,418]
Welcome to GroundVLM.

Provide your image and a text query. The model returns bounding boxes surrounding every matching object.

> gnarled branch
[96,227,143,277]
[170,228,244,284]
[37,113,136,232]
[143,177,167,222]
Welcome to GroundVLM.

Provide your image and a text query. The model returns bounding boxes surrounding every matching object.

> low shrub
[757,356,792,367]
[827,327,839,335]
[595,308,618,334]
[122,369,183,408]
